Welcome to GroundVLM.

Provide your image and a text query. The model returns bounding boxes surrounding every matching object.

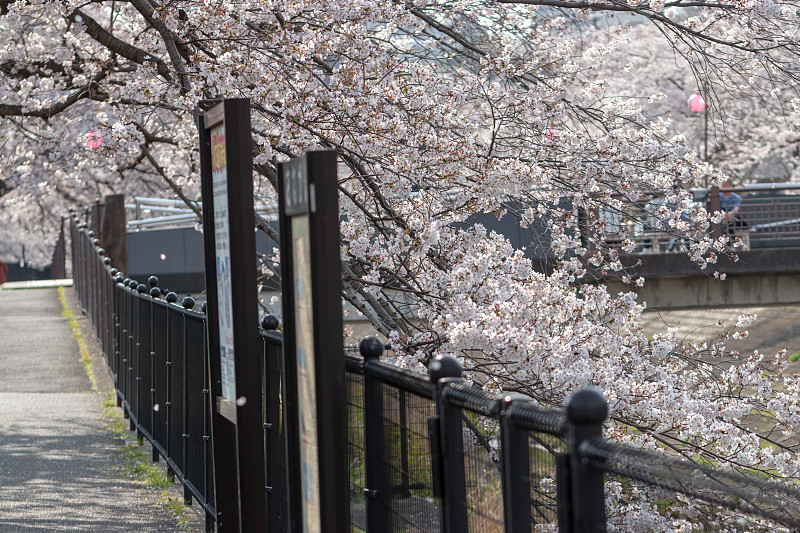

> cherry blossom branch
[68,9,174,83]
[127,0,191,93]
[0,70,108,118]
[139,145,201,217]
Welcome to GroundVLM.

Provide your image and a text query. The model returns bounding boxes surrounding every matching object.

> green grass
[101,393,192,530]
[790,351,800,363]
[60,289,192,530]
[58,286,96,390]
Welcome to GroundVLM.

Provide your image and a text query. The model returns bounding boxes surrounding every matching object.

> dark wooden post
[199,98,265,532]
[100,194,128,272]
[51,217,67,279]
[278,150,347,533]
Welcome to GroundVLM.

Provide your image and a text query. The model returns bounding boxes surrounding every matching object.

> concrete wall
[126,226,278,293]
[126,220,800,310]
[603,248,800,310]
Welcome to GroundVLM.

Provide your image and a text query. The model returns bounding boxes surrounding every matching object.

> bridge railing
[605,183,800,253]
[71,211,800,532]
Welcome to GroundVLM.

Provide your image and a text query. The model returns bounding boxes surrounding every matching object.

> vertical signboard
[199,98,266,532]
[292,214,322,531]
[278,151,347,533]
[210,121,238,405]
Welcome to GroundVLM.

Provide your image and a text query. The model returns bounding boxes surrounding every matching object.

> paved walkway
[0,287,184,532]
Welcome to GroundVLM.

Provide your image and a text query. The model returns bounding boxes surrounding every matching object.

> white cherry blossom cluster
[3,0,800,527]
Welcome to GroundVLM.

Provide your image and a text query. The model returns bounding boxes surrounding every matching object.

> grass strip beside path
[58,286,97,390]
[57,286,193,530]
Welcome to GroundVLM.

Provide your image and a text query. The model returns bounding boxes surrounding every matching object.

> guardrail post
[428,355,468,533]
[362,336,391,532]
[499,393,532,533]
[566,387,608,533]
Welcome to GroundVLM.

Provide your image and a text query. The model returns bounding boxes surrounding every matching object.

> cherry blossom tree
[596,21,800,183]
[3,0,800,528]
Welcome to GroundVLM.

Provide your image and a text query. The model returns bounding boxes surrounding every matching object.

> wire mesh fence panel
[138,297,154,438]
[462,414,504,533]
[151,302,169,450]
[167,305,186,472]
[348,371,367,532]
[741,194,800,246]
[381,385,439,533]
[584,439,800,532]
[262,333,289,533]
[117,286,130,402]
[184,313,208,502]
[128,294,141,423]
[528,432,564,530]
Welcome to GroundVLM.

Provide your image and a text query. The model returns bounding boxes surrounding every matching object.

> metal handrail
[126,197,279,230]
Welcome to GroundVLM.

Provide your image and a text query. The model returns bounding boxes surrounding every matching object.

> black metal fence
[70,212,800,532]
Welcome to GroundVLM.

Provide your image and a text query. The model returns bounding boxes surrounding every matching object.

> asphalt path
[0,287,182,532]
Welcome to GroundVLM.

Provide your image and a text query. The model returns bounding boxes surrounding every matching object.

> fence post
[362,336,391,532]
[261,314,286,531]
[148,276,161,463]
[566,387,608,533]
[113,273,124,389]
[181,296,194,494]
[499,394,532,533]
[429,355,468,533]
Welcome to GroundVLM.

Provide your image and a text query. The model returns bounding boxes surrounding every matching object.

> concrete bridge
[62,183,800,309]
[604,247,800,310]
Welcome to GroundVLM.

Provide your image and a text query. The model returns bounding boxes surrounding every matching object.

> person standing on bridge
[720,180,742,228]
[719,179,749,249]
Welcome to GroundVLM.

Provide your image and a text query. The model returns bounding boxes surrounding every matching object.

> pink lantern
[688,94,706,113]
[87,131,103,150]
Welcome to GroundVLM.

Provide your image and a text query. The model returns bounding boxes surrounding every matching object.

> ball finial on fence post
[428,354,462,382]
[165,292,178,304]
[182,296,195,310]
[261,314,279,330]
[360,336,384,360]
[565,387,608,426]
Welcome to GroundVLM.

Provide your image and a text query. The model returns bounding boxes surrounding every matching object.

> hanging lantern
[87,131,103,150]
[688,94,706,113]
